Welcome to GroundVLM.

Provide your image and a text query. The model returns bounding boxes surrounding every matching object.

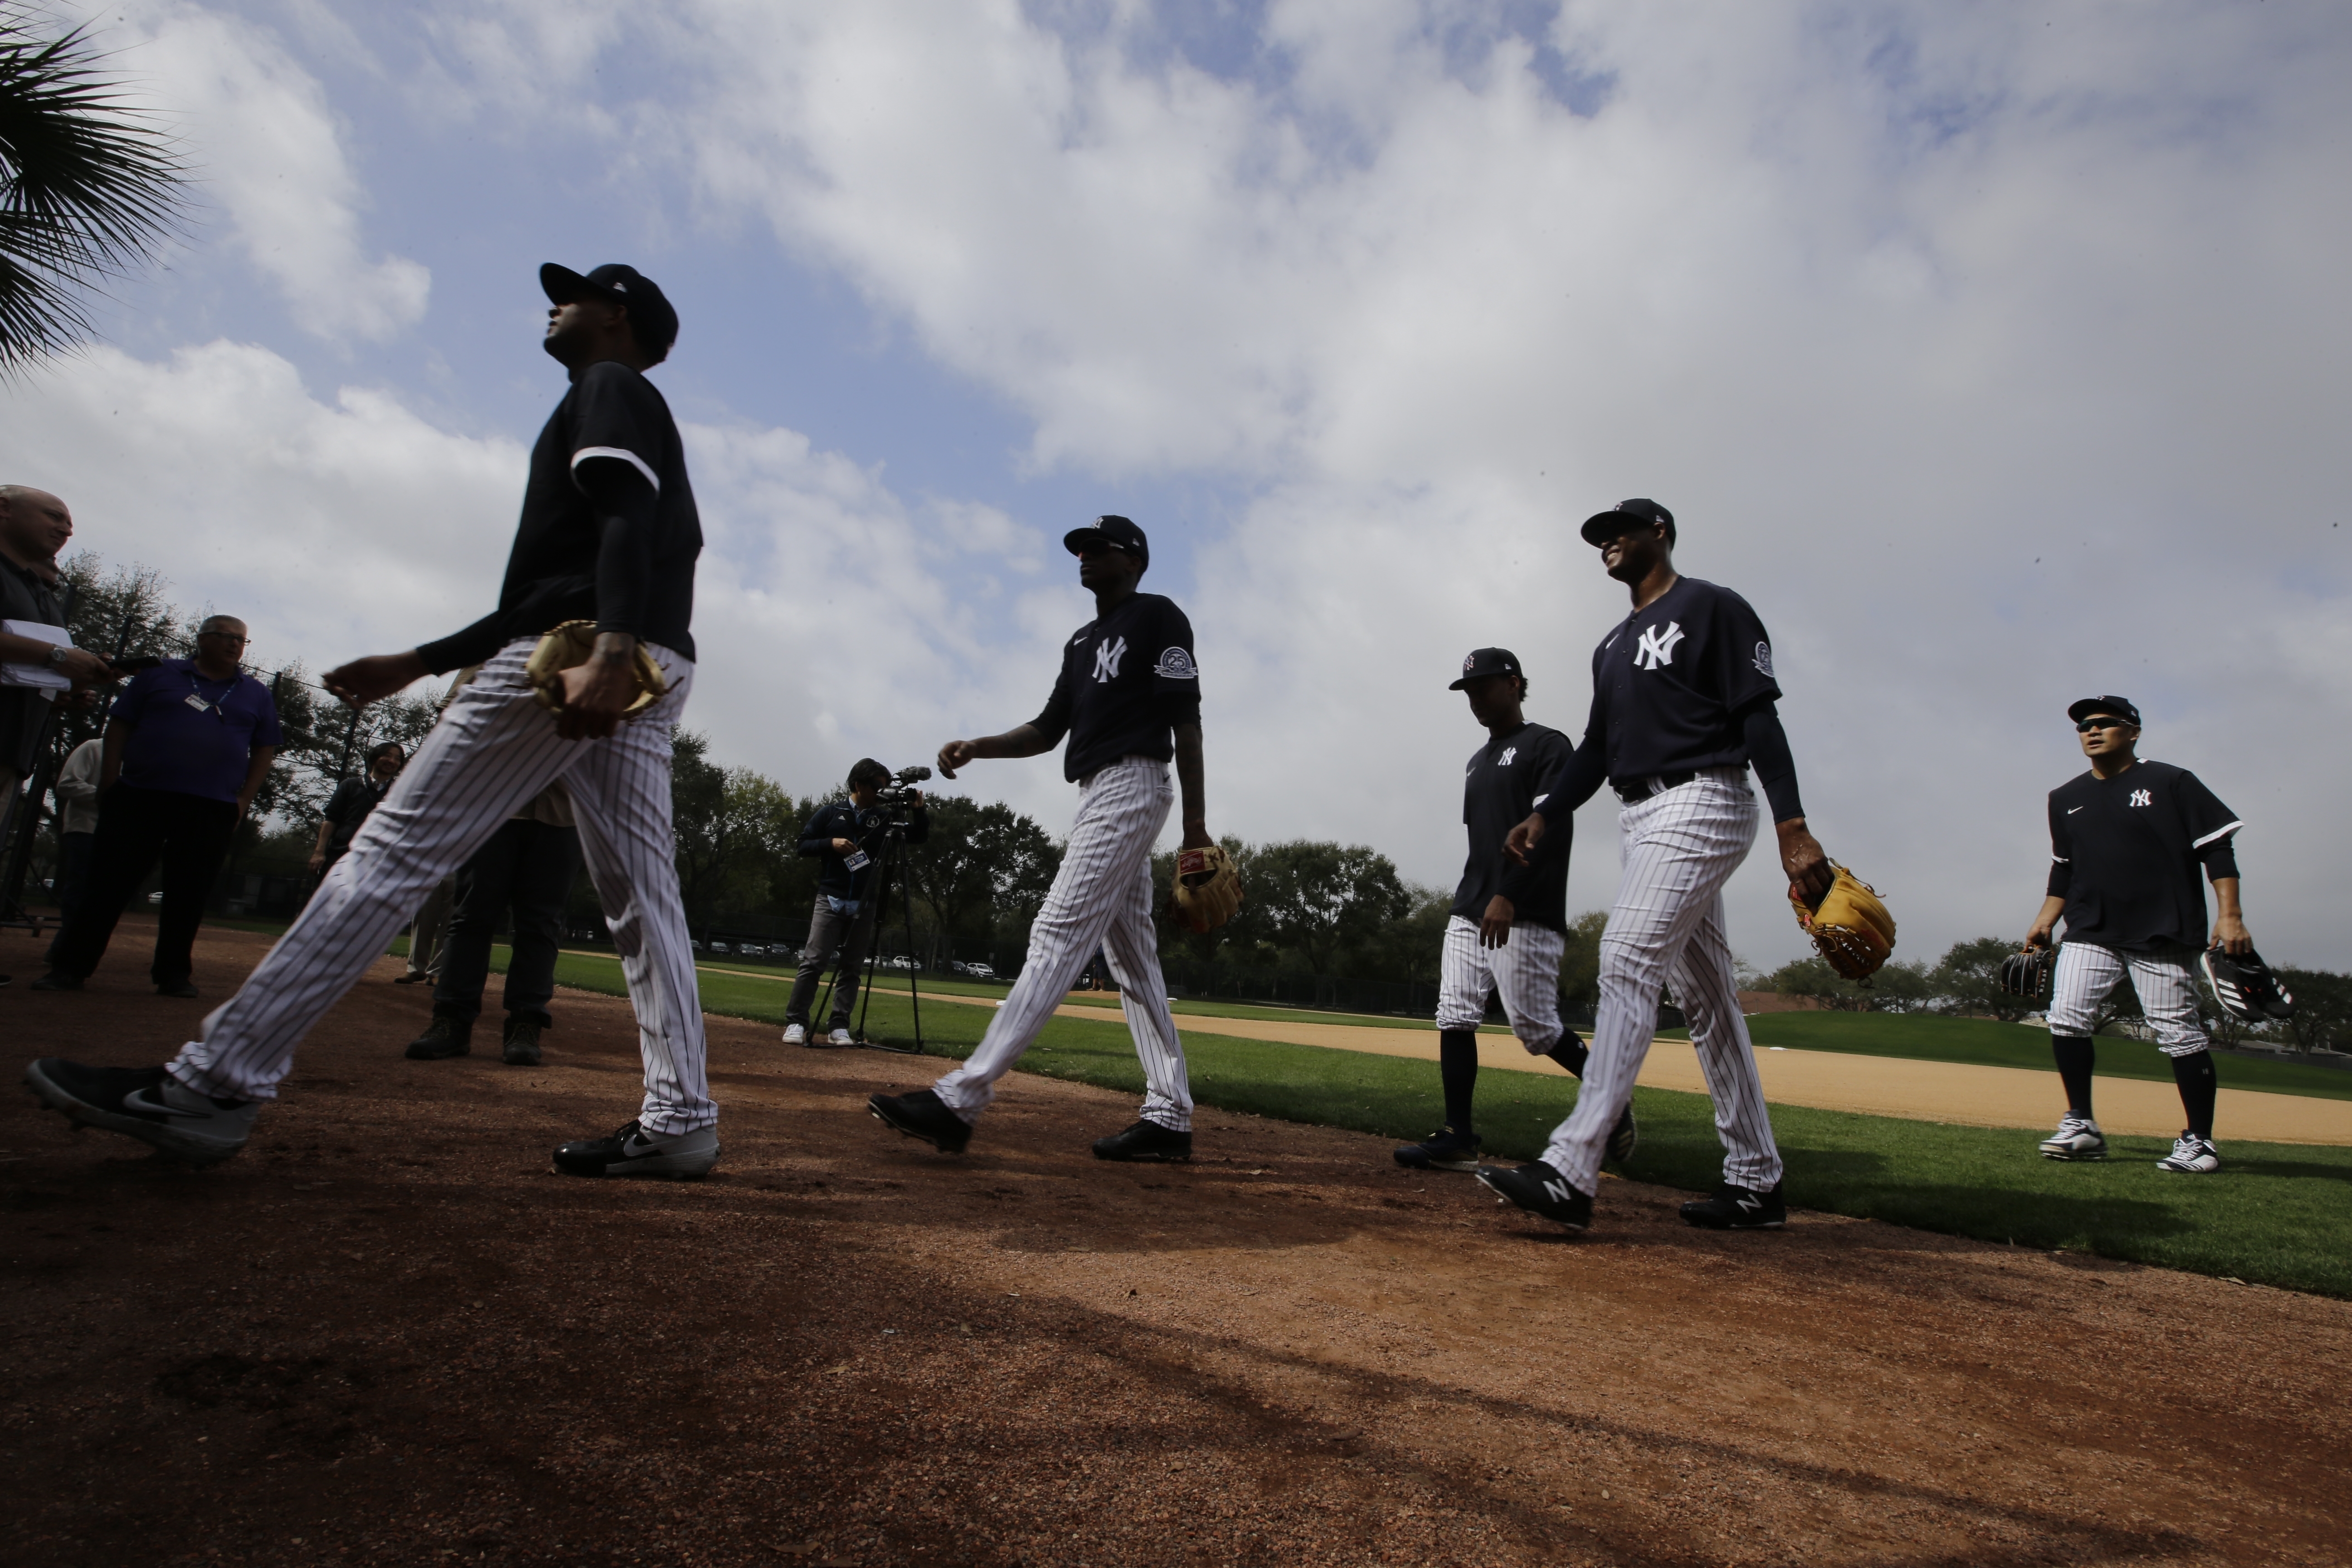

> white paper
[0,619,73,691]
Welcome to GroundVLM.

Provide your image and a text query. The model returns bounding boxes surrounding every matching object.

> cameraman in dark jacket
[783,758,927,1045]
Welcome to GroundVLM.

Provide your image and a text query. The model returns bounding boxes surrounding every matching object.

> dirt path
[863,982,2352,1146]
[3,925,2346,1567]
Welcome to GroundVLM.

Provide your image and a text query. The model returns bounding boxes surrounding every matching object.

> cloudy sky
[3,0,2346,971]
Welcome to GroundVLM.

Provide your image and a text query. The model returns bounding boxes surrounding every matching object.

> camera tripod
[813,814,926,1054]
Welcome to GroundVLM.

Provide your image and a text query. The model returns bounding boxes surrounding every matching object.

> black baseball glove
[2200,948,2296,1024]
[1998,946,2054,1000]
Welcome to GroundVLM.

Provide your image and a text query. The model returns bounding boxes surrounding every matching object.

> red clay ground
[3,924,2347,1568]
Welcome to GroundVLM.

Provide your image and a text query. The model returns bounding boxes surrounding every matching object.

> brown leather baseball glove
[1789,862,1896,982]
[524,620,667,719]
[1169,845,1243,934]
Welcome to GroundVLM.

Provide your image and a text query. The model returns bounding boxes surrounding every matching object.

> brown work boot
[502,1016,544,1067]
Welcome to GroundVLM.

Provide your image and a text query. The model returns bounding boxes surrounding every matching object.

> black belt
[1614,771,1698,804]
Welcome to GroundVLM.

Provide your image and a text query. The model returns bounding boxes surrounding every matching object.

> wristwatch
[44,644,70,668]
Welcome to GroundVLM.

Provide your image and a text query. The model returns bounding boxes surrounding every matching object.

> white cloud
[0,341,1100,834]
[93,0,430,341]
[407,0,2352,967]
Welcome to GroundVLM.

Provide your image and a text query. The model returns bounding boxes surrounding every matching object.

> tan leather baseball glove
[1789,862,1896,982]
[524,620,667,719]
[1170,845,1243,935]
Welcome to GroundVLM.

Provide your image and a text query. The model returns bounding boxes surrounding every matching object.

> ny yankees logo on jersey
[1093,636,1127,682]
[1634,621,1686,671]
[2130,789,2153,807]
[1499,746,1518,766]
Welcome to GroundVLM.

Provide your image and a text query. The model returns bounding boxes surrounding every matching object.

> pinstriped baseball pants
[1435,915,1567,1054]
[932,756,1191,1130]
[2047,942,2210,1056]
[1540,769,1781,1192]
[167,637,715,1134]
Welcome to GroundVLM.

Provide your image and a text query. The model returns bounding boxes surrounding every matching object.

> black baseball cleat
[24,1058,259,1165]
[1477,1161,1593,1231]
[1092,1119,1192,1162]
[1680,1180,1786,1230]
[868,1089,972,1154]
[1605,1103,1639,1166]
[156,980,200,999]
[552,1119,718,1179]
[1393,1127,1482,1172]
[405,1014,472,1060]
[502,1016,544,1067]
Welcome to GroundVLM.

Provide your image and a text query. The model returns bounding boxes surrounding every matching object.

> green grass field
[535,951,2352,1298]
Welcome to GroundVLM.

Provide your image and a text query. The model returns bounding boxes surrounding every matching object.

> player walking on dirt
[1394,647,1635,1174]
[27,262,718,1180]
[2026,696,2250,1173]
[867,515,1212,1161]
[1486,500,1833,1235]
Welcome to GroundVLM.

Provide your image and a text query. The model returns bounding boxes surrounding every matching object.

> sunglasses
[2075,717,2133,733]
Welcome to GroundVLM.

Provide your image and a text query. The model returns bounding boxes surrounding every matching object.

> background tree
[2273,968,2352,1054]
[910,796,1062,961]
[1,7,190,372]
[1928,936,2039,1023]
[1243,840,1412,975]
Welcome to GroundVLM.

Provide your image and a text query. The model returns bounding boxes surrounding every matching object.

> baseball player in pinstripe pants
[28,262,721,1180]
[1487,500,1836,1235]
[868,515,1211,1161]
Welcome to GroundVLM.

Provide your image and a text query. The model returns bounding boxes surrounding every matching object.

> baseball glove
[1169,845,1243,935]
[1998,946,2055,1000]
[1789,863,1896,982]
[2200,947,2296,1024]
[524,620,667,719]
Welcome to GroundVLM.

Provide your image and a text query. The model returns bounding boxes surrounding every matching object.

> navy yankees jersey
[2047,761,2241,952]
[1451,721,1574,931]
[1582,576,1779,783]
[418,361,702,673]
[1031,592,1201,782]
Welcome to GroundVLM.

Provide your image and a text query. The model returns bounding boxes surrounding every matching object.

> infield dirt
[4,926,2347,1567]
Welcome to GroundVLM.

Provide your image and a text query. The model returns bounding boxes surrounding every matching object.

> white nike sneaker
[828,1026,855,1046]
[781,1023,807,1046]
[2038,1115,2107,1161]
[2155,1132,2220,1174]
[24,1059,259,1164]
[551,1119,720,1179]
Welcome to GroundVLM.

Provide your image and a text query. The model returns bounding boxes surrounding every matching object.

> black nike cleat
[1393,1127,1481,1172]
[1680,1181,1786,1230]
[868,1089,972,1154]
[1092,1119,1192,1162]
[24,1058,258,1164]
[1477,1161,1593,1231]
[551,1119,718,1179]
[1605,1102,1638,1166]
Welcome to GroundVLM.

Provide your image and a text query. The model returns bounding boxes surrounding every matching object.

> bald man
[1,486,113,987]
[33,613,280,997]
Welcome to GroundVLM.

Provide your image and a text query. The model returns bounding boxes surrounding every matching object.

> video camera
[858,765,931,835]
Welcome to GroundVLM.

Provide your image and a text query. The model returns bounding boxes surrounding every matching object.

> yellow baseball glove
[524,621,667,719]
[1169,845,1243,935]
[1790,862,1896,982]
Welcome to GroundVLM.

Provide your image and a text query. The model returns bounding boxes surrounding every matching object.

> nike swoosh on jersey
[2067,807,2084,813]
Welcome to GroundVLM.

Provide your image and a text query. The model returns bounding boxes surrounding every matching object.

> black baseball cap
[2067,695,2141,726]
[1450,647,1524,691]
[541,263,680,361]
[1063,514,1149,570]
[1580,497,1676,547]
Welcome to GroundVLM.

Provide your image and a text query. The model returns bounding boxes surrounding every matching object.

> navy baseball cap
[1450,647,1524,691]
[541,263,680,360]
[1580,497,1676,547]
[1063,514,1149,570]
[2067,695,2141,726]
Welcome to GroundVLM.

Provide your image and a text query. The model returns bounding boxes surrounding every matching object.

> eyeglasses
[2075,717,2133,733]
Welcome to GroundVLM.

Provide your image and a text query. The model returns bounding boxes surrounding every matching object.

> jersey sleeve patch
[1753,641,1773,677]
[1153,646,1197,680]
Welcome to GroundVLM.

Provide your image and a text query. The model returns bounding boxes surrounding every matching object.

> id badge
[184,694,213,712]
[844,850,871,873]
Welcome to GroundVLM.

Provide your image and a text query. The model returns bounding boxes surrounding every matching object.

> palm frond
[0,5,191,371]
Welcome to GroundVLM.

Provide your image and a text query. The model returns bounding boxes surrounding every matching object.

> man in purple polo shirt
[34,615,281,997]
